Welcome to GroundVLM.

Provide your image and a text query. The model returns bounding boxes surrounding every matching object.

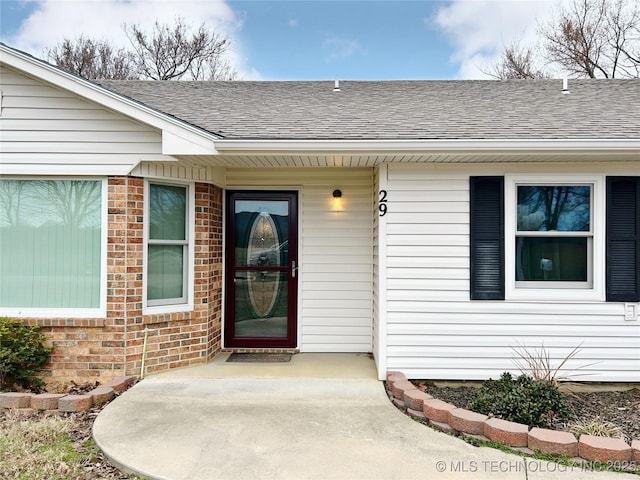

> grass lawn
[0,410,136,479]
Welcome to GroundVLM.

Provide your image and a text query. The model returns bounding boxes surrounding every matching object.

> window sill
[143,303,194,317]
[0,308,106,319]
[506,287,605,302]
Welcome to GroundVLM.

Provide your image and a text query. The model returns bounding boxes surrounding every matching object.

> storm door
[224,191,298,348]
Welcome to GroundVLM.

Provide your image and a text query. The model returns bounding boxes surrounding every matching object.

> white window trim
[505,174,605,302]
[0,177,108,319]
[143,180,195,315]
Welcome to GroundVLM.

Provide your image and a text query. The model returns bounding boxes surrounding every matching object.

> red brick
[631,440,640,463]
[423,398,456,423]
[484,417,529,447]
[578,435,632,463]
[389,379,417,400]
[447,408,488,435]
[429,420,456,434]
[88,387,115,405]
[31,394,66,411]
[528,427,578,457]
[14,408,37,416]
[0,393,33,409]
[403,389,432,411]
[102,375,137,393]
[406,408,426,419]
[386,371,406,382]
[58,395,93,412]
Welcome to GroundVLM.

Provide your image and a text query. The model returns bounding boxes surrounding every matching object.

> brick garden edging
[0,376,136,414]
[386,371,639,471]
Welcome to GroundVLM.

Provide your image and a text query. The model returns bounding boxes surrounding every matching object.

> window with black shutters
[470,175,639,303]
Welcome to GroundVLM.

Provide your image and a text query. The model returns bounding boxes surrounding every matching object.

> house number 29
[379,190,388,216]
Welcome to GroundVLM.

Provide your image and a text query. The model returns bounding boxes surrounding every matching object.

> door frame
[224,190,299,348]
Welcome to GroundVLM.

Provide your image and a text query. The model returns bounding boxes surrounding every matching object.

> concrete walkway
[93,353,634,480]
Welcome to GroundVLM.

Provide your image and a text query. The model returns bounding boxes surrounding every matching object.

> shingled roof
[98,79,640,141]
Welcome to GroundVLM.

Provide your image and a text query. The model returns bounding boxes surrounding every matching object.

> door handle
[291,260,299,278]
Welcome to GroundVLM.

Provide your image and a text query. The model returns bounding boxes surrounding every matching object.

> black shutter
[606,177,640,302]
[470,176,504,300]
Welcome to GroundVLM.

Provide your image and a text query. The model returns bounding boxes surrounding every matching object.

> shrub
[469,372,572,428]
[0,317,52,390]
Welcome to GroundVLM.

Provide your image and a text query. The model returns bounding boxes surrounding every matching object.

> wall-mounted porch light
[332,189,343,212]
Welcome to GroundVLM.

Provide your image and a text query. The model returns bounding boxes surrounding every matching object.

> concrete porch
[147,352,378,380]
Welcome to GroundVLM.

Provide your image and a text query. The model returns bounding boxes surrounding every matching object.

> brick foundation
[19,178,224,386]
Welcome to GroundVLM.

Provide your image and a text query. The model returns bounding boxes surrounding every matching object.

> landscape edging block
[386,372,636,470]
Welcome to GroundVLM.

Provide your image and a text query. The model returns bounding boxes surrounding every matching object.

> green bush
[469,372,572,428]
[0,317,53,391]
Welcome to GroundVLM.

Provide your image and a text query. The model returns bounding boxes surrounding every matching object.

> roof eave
[0,43,220,156]
[213,138,640,156]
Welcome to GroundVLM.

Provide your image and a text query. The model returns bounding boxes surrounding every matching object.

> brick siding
[22,177,223,386]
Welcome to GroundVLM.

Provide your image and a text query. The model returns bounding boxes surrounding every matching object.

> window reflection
[149,184,186,240]
[517,186,590,232]
[0,180,102,308]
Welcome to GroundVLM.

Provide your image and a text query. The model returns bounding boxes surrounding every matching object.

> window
[470,175,638,302]
[0,179,104,313]
[515,185,593,288]
[146,183,190,307]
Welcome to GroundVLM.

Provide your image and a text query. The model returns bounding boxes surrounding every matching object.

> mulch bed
[418,382,640,443]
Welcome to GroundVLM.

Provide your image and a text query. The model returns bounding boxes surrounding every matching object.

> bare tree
[45,17,239,81]
[489,42,549,79]
[125,18,238,80]
[491,0,640,79]
[45,36,135,80]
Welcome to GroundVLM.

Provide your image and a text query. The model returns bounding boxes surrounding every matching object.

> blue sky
[0,0,561,80]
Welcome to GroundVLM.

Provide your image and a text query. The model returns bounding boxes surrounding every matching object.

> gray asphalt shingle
[98,79,640,140]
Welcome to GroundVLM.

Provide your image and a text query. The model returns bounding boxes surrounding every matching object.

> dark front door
[224,191,298,348]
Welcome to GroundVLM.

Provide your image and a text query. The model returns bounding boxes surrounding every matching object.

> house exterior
[1,43,638,384]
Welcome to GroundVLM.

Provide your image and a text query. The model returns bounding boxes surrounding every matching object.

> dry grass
[0,411,99,479]
[0,409,136,479]
[570,416,625,440]
[510,342,598,383]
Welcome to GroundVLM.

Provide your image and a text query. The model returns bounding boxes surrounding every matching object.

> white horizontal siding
[384,162,640,382]
[372,165,388,378]
[0,66,165,175]
[226,167,374,353]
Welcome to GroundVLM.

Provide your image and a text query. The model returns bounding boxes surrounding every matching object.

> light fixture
[332,189,343,212]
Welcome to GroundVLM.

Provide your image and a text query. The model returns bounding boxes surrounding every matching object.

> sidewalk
[92,354,634,480]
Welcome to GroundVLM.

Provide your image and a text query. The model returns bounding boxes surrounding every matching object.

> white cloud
[322,33,363,62]
[430,0,565,79]
[288,18,299,28]
[5,0,260,79]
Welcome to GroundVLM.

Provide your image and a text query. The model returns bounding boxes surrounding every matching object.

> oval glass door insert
[247,212,280,317]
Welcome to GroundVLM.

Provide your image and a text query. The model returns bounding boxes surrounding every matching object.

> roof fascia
[0,44,220,155]
[213,139,640,156]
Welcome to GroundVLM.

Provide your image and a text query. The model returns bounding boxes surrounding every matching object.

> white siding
[0,66,166,175]
[226,168,374,352]
[384,162,640,382]
[372,165,389,379]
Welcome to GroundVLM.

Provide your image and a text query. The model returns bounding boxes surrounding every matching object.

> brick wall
[24,177,224,387]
